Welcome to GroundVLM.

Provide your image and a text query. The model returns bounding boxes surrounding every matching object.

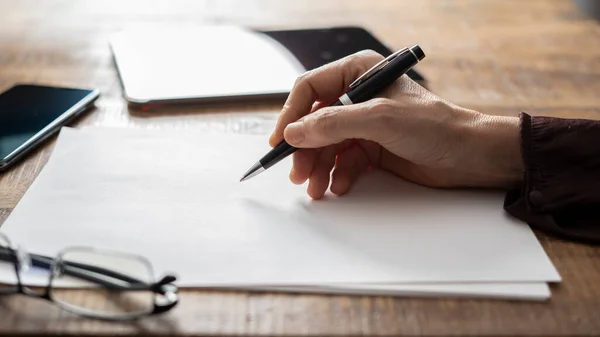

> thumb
[283,100,388,148]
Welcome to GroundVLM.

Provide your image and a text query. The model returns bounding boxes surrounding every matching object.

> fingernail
[285,122,305,145]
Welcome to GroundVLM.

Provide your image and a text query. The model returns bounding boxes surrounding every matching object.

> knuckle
[291,70,319,102]
[368,98,397,132]
[369,98,394,114]
[280,102,301,119]
[312,109,338,136]
[293,71,312,87]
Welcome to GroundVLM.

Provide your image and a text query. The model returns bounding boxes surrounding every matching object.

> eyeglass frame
[0,232,178,321]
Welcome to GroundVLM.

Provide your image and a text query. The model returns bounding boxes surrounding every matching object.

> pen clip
[349,48,409,89]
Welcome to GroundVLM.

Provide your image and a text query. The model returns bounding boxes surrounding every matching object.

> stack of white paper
[0,127,561,300]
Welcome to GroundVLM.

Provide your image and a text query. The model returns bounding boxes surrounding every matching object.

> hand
[269,50,524,199]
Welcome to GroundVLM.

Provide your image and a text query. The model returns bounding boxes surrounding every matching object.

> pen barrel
[346,50,420,104]
[260,141,297,169]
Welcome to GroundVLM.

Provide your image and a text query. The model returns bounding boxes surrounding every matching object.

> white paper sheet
[249,283,551,300]
[0,127,560,299]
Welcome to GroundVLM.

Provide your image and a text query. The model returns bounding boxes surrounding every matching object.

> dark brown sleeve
[504,112,600,243]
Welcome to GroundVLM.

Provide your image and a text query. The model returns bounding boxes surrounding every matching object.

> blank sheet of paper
[0,127,560,299]
[256,283,551,300]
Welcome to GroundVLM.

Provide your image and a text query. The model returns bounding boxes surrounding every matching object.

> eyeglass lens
[50,248,155,318]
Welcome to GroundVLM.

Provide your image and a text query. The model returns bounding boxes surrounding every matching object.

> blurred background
[0,0,599,147]
[1,0,598,113]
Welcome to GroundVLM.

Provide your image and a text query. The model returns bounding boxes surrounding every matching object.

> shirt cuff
[504,112,600,243]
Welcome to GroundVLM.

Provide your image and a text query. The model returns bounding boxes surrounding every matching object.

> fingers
[292,142,370,199]
[330,144,370,196]
[297,141,352,199]
[269,50,384,147]
[307,146,338,200]
[283,98,395,148]
[290,149,319,185]
[288,139,364,199]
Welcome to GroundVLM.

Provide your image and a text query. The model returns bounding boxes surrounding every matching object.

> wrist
[467,112,524,189]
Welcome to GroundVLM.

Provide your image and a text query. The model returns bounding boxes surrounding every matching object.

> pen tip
[239,161,265,182]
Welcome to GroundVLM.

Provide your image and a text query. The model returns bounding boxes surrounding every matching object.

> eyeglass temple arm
[0,247,177,295]
[62,260,180,312]
[0,247,143,288]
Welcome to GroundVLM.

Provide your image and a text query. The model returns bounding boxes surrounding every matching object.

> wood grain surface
[1,0,600,335]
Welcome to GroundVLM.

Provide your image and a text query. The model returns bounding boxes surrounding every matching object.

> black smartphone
[0,84,100,171]
[260,26,425,83]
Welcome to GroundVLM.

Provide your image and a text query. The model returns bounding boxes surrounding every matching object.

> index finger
[269,50,384,147]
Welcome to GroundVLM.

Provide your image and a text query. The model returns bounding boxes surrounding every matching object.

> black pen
[240,45,425,182]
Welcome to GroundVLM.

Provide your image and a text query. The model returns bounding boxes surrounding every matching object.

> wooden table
[1,0,600,335]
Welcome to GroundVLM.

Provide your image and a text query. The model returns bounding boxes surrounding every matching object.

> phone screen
[0,85,95,160]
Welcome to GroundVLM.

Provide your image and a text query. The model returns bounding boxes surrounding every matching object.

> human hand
[269,50,524,199]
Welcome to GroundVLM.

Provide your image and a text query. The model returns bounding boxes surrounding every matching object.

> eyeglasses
[0,232,178,320]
